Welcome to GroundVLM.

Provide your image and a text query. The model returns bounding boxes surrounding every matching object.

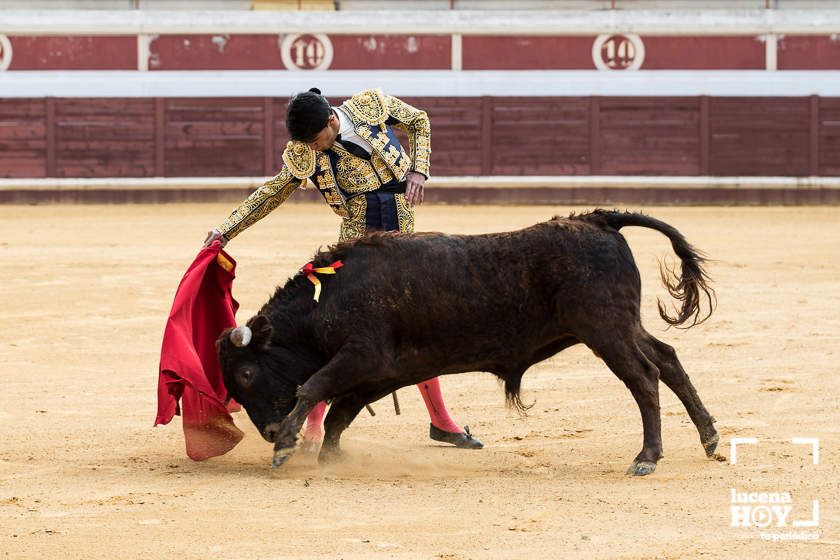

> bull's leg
[271,396,319,467]
[640,333,718,458]
[593,336,664,476]
[271,345,378,467]
[320,379,425,464]
[318,393,370,464]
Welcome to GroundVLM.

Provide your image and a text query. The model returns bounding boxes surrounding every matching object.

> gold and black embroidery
[333,146,381,194]
[395,193,415,234]
[315,153,349,218]
[282,140,316,179]
[341,88,421,181]
[338,195,368,242]
[354,125,411,181]
[386,95,431,178]
[342,88,389,125]
[217,167,302,240]
[370,150,395,184]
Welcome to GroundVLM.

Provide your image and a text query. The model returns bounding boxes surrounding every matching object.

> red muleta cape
[155,241,244,460]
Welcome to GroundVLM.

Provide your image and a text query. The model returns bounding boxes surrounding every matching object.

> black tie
[336,134,371,161]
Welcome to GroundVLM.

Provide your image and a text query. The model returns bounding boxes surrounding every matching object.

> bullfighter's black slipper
[429,424,484,449]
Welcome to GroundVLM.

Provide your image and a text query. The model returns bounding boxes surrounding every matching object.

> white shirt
[334,107,373,155]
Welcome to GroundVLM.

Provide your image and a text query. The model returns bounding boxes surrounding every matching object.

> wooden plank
[50,98,156,178]
[597,97,700,176]
[45,98,56,177]
[490,97,589,175]
[0,99,47,178]
[165,148,263,177]
[0,94,836,179]
[0,123,46,140]
[400,97,481,176]
[165,121,264,138]
[810,95,819,176]
[700,96,710,175]
[818,97,840,176]
[56,122,155,141]
[710,97,810,176]
[0,99,46,119]
[155,97,165,177]
[164,97,264,176]
[264,97,274,176]
[270,97,290,172]
[481,96,492,175]
[55,98,153,116]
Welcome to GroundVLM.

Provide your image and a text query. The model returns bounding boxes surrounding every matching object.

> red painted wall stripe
[0,33,832,71]
[148,34,450,70]
[329,35,450,70]
[463,35,767,71]
[7,36,136,70]
[149,34,282,71]
[778,35,840,70]
[463,36,594,70]
[641,36,766,70]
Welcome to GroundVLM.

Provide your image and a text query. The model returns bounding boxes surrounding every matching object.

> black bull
[217,210,718,476]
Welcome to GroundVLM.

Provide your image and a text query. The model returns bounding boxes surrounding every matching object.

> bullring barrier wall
[2,9,839,203]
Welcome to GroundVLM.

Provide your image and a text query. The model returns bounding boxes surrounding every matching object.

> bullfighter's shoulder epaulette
[282,140,316,179]
[341,88,389,126]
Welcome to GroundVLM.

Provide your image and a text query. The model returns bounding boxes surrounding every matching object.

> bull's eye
[235,368,255,388]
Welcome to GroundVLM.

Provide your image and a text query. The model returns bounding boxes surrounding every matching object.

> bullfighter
[204,87,483,450]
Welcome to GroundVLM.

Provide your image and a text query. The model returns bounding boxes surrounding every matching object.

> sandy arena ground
[1,202,838,559]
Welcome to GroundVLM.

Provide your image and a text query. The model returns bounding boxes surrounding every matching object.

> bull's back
[327,221,640,361]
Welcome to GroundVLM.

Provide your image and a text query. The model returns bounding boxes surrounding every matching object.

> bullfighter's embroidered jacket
[217,88,431,242]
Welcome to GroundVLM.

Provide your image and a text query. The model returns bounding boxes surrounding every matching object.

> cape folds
[155,241,244,460]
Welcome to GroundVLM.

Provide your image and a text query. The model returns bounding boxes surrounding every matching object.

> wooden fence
[1,95,838,178]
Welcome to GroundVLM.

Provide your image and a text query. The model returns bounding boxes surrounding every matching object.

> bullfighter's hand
[405,171,426,207]
[203,228,228,248]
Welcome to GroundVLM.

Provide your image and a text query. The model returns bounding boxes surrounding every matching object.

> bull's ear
[247,314,273,348]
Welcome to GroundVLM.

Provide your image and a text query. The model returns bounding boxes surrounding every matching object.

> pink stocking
[303,401,327,441]
[417,377,462,434]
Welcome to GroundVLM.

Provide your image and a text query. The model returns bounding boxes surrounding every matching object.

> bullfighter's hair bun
[308,87,322,95]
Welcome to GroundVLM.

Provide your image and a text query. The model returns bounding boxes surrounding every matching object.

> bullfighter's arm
[217,166,303,241]
[385,95,431,179]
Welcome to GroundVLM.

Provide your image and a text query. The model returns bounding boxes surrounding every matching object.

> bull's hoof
[271,447,295,469]
[626,460,657,476]
[703,432,720,458]
[317,446,342,465]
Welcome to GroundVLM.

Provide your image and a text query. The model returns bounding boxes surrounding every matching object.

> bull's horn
[230,326,252,347]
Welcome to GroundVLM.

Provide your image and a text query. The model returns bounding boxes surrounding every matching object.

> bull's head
[217,314,302,443]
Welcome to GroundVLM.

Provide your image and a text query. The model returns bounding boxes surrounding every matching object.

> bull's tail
[582,209,716,328]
